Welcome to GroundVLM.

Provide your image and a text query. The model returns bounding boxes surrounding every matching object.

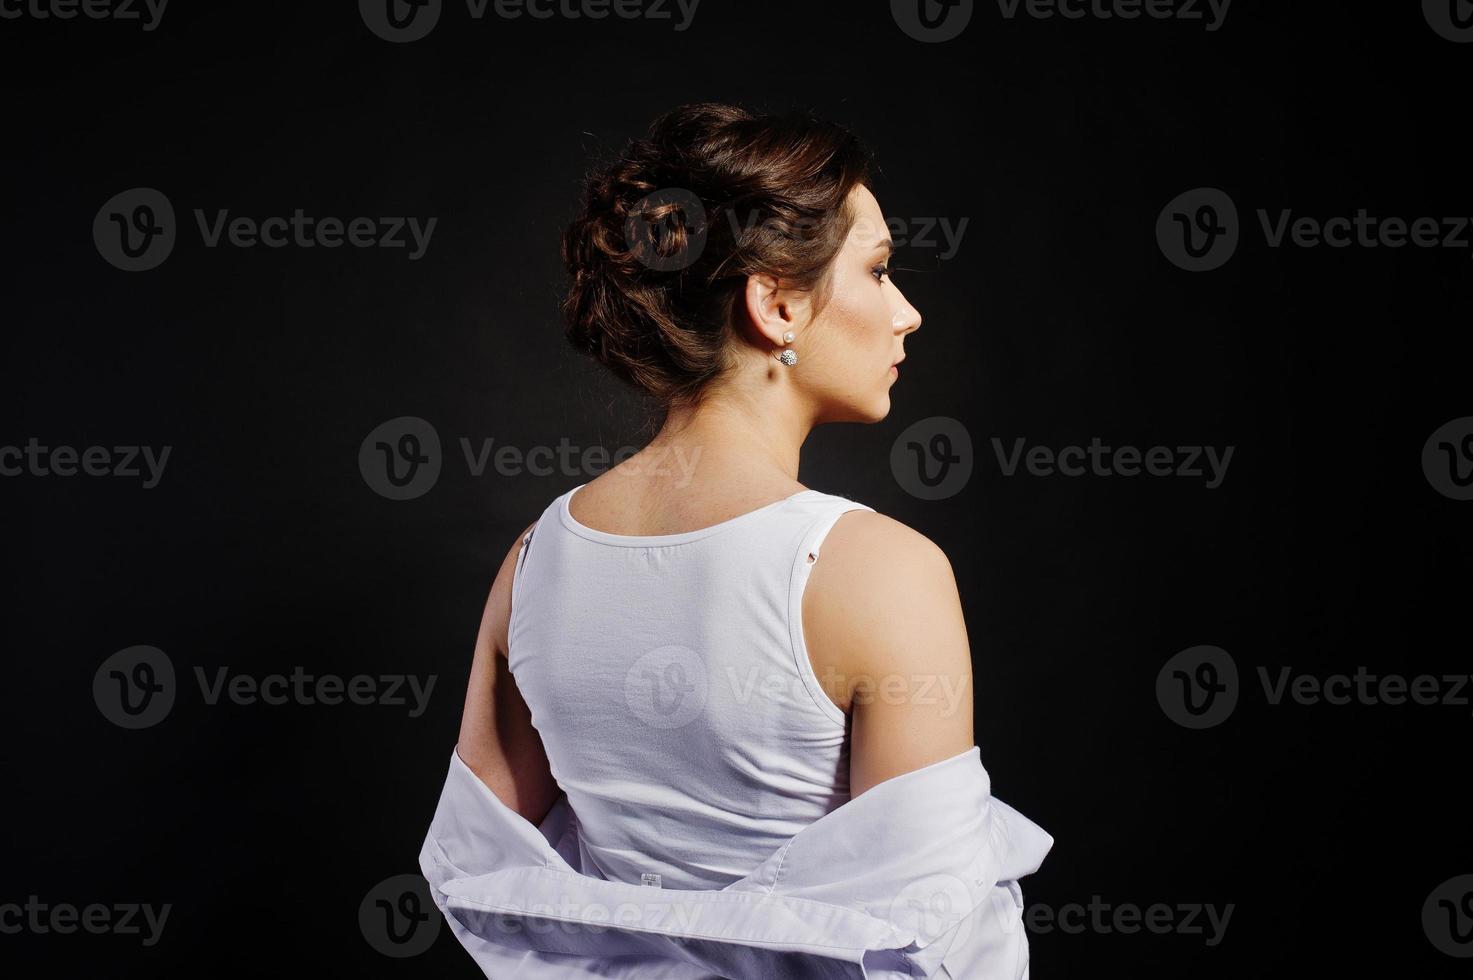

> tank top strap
[514,520,536,578]
[788,491,877,565]
[508,496,562,650]
[783,492,878,726]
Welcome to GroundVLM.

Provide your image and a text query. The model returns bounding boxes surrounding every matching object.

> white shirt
[420,743,1052,978]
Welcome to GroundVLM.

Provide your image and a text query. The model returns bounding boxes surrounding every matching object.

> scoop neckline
[558,483,820,546]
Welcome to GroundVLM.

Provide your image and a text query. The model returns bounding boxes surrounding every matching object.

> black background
[2,0,1469,975]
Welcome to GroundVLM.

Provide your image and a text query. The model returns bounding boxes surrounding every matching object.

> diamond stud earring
[777,331,798,366]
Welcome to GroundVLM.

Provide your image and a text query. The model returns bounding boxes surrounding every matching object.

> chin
[849,396,892,424]
[819,388,893,424]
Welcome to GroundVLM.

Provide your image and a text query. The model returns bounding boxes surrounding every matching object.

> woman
[421,102,1052,979]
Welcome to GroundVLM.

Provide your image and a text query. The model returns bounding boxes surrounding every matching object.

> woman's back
[428,103,1042,977]
[506,481,875,889]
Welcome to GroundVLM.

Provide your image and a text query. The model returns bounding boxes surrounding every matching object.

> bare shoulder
[816,508,953,582]
[803,510,963,675]
[482,520,539,660]
[457,517,558,821]
[802,509,975,795]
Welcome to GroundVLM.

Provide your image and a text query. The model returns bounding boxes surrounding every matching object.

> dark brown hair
[561,103,873,407]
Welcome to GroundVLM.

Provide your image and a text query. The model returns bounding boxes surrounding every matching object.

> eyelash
[871,264,891,283]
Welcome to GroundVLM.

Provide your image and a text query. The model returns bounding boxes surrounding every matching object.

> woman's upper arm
[454,521,561,824]
[802,511,976,798]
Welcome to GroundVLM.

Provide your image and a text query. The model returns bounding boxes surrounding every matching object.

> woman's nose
[893,294,921,334]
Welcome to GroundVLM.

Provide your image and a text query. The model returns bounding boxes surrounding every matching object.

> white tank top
[506,482,876,891]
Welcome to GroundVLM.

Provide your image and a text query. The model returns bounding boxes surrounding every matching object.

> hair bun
[561,102,871,406]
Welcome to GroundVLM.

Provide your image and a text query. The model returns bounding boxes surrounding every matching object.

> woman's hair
[561,102,873,407]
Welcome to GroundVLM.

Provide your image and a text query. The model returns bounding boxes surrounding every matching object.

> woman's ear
[743,273,800,347]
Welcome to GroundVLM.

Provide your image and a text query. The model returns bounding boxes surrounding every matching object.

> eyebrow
[870,239,895,254]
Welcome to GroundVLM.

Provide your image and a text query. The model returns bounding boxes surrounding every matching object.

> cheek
[824,278,893,357]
